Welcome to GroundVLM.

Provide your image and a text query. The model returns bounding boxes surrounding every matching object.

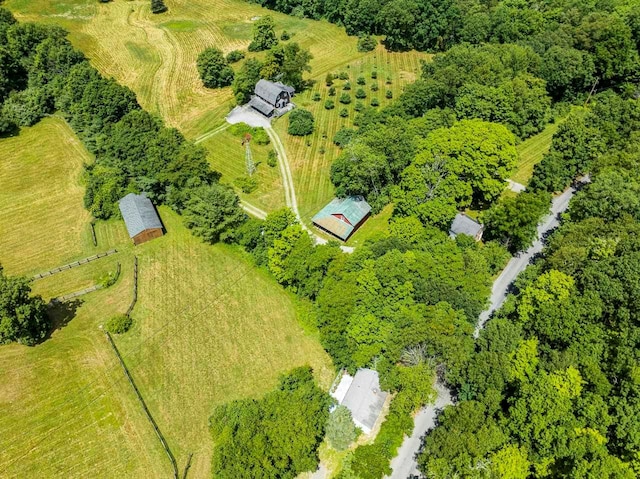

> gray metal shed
[118,193,164,245]
[449,213,484,241]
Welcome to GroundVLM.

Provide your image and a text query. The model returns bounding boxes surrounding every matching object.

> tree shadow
[42,299,83,341]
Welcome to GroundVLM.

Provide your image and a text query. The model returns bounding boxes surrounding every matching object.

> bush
[339,93,351,104]
[371,83,379,92]
[197,47,234,88]
[333,127,355,147]
[339,108,348,117]
[105,314,132,334]
[386,89,393,99]
[386,76,392,85]
[226,50,245,63]
[327,406,360,451]
[324,99,335,110]
[312,92,321,101]
[357,34,377,52]
[325,73,334,86]
[288,109,314,136]
[357,76,366,85]
[280,30,290,40]
[338,71,349,81]
[267,149,277,167]
[234,175,258,193]
[151,0,167,14]
[371,70,377,79]
[328,86,336,96]
[229,123,270,145]
[355,88,366,99]
[343,82,351,91]
[371,97,380,107]
[354,101,364,112]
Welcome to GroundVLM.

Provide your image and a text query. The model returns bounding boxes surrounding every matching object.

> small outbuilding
[449,213,484,241]
[249,79,295,117]
[118,193,164,245]
[331,369,388,435]
[312,196,371,241]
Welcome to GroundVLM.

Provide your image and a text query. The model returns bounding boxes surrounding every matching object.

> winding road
[388,179,588,479]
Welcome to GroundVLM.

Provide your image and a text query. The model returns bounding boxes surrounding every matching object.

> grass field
[0,117,94,276]
[0,119,334,478]
[512,121,560,185]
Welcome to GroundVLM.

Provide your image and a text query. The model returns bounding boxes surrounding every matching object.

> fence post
[126,256,138,317]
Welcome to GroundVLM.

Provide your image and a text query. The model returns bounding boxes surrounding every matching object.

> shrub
[288,109,314,136]
[386,89,393,99]
[234,175,258,193]
[326,406,360,451]
[324,99,335,110]
[226,50,245,63]
[371,97,380,107]
[151,0,167,14]
[339,108,348,117]
[312,92,321,101]
[355,88,366,99]
[371,70,378,79]
[229,123,270,145]
[386,76,392,84]
[357,34,377,52]
[343,82,351,91]
[371,83,379,92]
[354,101,364,112]
[267,149,277,167]
[319,146,326,154]
[197,47,234,88]
[325,73,334,86]
[280,30,290,40]
[333,127,355,147]
[328,86,336,96]
[338,71,349,80]
[357,76,366,85]
[339,93,351,104]
[105,314,132,334]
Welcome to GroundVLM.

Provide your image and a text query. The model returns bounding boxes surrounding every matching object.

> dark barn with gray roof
[248,79,294,117]
[118,193,164,245]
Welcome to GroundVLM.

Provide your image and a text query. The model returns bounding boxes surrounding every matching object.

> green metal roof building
[312,196,371,241]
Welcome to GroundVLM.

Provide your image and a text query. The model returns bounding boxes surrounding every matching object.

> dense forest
[2,0,640,476]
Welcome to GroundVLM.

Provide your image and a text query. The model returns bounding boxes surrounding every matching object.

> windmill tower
[242,133,256,176]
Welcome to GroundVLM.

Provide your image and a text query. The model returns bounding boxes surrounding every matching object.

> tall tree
[0,266,47,345]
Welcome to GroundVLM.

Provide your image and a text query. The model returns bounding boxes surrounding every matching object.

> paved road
[388,181,585,479]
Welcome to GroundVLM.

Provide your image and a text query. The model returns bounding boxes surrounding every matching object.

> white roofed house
[248,79,295,117]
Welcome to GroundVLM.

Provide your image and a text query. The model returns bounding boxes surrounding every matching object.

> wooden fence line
[126,256,138,317]
[104,332,179,479]
[32,249,118,280]
[50,284,103,303]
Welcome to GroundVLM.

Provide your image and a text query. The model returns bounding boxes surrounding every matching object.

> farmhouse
[249,79,295,117]
[118,193,164,245]
[312,196,371,241]
[330,369,388,434]
[449,213,484,241]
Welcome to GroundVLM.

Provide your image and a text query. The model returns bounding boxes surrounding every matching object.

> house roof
[312,196,371,240]
[254,79,292,105]
[449,213,483,238]
[249,95,275,116]
[118,193,163,238]
[340,369,387,434]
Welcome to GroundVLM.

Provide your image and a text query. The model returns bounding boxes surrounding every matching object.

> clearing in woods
[512,121,561,185]
[0,117,333,477]
[6,0,427,225]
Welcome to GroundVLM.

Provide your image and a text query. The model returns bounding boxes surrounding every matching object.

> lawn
[0,117,94,276]
[512,121,560,185]
[0,118,334,477]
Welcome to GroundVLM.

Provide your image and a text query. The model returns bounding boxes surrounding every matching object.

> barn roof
[118,193,163,238]
[249,95,275,116]
[449,213,483,238]
[312,196,371,241]
[254,79,292,105]
[339,369,387,434]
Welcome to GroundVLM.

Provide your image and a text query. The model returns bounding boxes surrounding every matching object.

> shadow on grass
[43,299,83,341]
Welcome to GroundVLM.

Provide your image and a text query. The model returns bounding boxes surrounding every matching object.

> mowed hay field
[0,119,333,477]
[512,121,560,185]
[113,209,334,478]
[0,117,93,276]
